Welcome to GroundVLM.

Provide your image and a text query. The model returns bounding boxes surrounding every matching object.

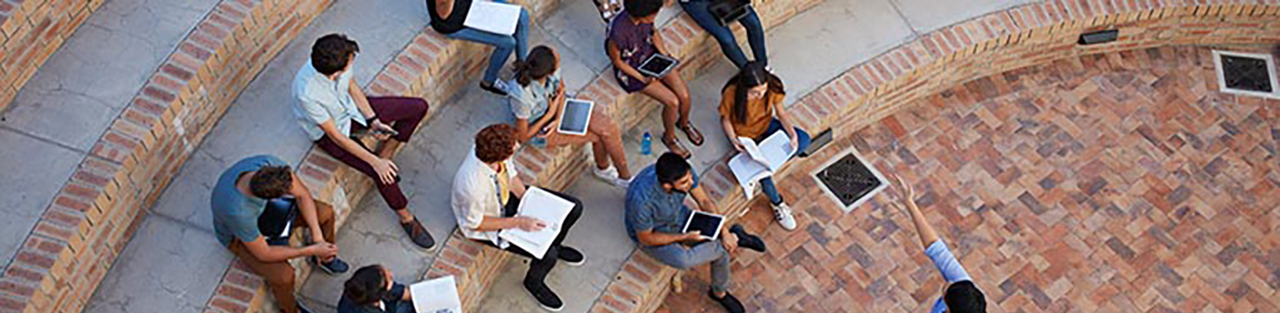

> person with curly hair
[450,124,586,311]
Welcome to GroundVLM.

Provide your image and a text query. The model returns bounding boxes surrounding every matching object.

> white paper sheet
[729,132,795,196]
[498,187,575,259]
[464,1,523,35]
[410,276,462,313]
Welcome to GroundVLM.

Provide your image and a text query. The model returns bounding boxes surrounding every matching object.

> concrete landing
[0,0,219,275]
[85,0,429,312]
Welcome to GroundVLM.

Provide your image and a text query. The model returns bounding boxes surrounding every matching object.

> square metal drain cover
[812,147,887,212]
[1213,50,1280,99]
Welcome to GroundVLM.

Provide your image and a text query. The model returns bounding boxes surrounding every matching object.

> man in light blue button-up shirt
[894,177,987,313]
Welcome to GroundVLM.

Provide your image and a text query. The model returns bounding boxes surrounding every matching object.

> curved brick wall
[0,0,105,113]
[0,0,332,312]
[590,2,1280,313]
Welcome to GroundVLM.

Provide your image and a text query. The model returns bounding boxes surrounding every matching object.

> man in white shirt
[450,124,585,312]
[292,34,434,249]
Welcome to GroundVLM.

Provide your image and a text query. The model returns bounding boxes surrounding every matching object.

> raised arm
[896,177,940,247]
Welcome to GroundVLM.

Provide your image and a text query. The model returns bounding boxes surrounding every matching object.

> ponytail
[512,46,558,87]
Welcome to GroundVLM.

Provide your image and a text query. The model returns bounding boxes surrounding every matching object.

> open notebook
[410,276,462,313]
[498,187,575,259]
[728,131,795,196]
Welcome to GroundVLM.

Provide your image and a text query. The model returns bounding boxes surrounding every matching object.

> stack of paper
[410,276,462,313]
[464,1,523,35]
[498,187,575,259]
[728,131,795,196]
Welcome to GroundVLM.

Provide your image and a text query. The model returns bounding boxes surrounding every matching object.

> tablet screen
[641,55,675,75]
[686,212,723,238]
[558,100,592,134]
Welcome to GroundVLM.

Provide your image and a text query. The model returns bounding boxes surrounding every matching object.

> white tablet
[681,211,725,241]
[637,54,679,78]
[557,99,594,136]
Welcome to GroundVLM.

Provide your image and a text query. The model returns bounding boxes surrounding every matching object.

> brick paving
[656,47,1280,313]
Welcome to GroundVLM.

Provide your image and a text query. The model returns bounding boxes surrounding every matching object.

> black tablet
[682,211,726,240]
[638,54,679,78]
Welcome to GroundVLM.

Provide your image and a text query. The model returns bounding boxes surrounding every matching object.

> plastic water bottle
[641,130,652,155]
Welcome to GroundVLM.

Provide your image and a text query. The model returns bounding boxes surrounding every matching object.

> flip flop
[678,122,705,146]
[662,134,692,159]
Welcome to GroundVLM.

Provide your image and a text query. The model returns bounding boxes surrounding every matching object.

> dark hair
[344,265,388,305]
[655,153,691,185]
[723,62,785,124]
[249,165,292,199]
[475,124,518,163]
[624,0,662,18]
[513,46,557,87]
[943,281,987,313]
[311,34,360,76]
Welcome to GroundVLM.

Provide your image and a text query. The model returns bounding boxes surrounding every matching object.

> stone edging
[0,0,106,112]
[0,1,333,312]
[588,2,1280,313]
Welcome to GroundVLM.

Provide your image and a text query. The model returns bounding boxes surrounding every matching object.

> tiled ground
[657,47,1280,312]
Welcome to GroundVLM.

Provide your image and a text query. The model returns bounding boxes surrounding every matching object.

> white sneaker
[612,176,633,188]
[592,165,619,182]
[772,202,797,231]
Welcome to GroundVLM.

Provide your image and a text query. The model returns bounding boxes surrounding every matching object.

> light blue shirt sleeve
[926,240,971,313]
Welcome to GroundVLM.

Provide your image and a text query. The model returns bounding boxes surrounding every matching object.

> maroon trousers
[316,96,428,211]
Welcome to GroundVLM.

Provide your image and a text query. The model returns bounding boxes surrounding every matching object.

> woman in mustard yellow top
[717,62,810,231]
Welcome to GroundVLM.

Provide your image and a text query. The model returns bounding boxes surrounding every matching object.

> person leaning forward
[292,33,435,250]
[623,153,768,313]
[450,124,586,312]
[211,155,348,313]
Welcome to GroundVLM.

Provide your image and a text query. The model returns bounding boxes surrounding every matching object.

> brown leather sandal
[662,134,692,158]
[678,122,705,146]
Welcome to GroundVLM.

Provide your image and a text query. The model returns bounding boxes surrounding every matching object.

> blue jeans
[447,0,530,83]
[679,0,767,68]
[642,240,731,293]
[759,119,810,204]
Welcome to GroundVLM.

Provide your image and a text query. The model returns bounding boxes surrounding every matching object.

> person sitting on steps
[292,34,436,250]
[505,45,633,187]
[211,155,347,313]
[717,62,809,231]
[624,153,768,313]
[450,124,587,312]
[338,264,416,313]
[606,0,704,158]
[680,0,769,69]
[426,0,531,95]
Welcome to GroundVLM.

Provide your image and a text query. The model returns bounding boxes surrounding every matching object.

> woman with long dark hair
[506,46,633,186]
[718,62,810,230]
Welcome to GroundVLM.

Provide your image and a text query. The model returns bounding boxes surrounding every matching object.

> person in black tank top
[425,0,529,96]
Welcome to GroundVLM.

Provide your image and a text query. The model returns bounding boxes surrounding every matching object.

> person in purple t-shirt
[606,0,704,158]
[894,177,987,313]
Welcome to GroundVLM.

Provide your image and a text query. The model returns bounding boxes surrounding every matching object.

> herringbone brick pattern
[657,47,1280,313]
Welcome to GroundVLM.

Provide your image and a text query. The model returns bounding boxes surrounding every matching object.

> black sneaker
[730,224,766,253]
[480,80,508,96]
[523,282,564,312]
[709,291,745,313]
[400,218,437,250]
[557,246,586,266]
[313,256,350,275]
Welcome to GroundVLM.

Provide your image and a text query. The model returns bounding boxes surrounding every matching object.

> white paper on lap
[464,1,522,35]
[498,187,575,259]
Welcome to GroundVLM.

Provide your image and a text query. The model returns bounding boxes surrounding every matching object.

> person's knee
[266,270,296,288]
[665,255,699,269]
[410,98,429,117]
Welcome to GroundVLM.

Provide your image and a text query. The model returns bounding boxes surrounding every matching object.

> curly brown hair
[475,124,518,163]
[249,165,293,199]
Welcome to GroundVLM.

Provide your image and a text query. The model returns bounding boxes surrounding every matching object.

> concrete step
[83,1,430,312]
